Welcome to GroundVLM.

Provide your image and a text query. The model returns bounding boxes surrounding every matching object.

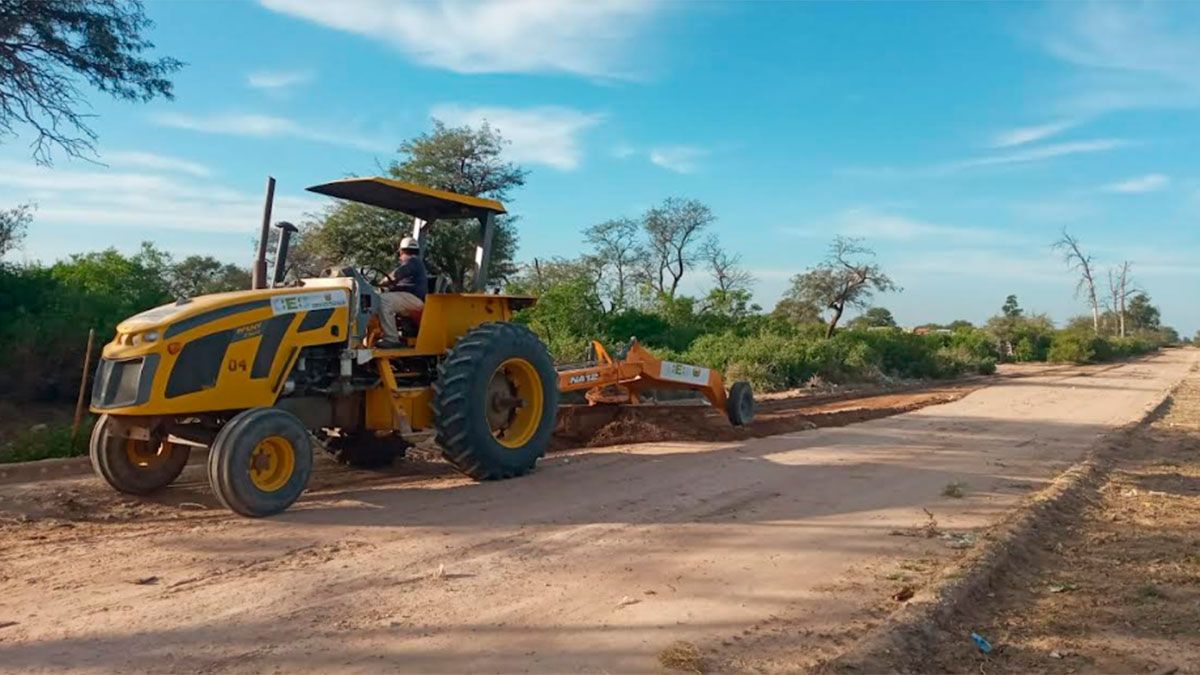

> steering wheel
[356,266,391,287]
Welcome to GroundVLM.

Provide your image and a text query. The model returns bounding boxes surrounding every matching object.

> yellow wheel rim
[125,438,171,468]
[249,436,296,492]
[487,358,544,449]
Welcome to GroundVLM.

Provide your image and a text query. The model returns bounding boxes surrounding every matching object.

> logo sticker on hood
[270,291,348,316]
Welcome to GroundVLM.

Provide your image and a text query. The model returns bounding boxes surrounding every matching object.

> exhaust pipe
[272,221,298,287]
[252,176,276,290]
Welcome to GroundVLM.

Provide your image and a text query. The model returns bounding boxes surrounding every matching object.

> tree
[583,217,644,311]
[1001,294,1022,318]
[702,234,753,295]
[169,255,247,298]
[641,197,714,298]
[1106,261,1133,337]
[781,236,898,338]
[0,203,33,255]
[849,306,896,329]
[0,0,182,163]
[506,256,606,360]
[511,256,604,310]
[1126,292,1161,333]
[304,119,525,289]
[771,296,824,325]
[1052,230,1100,333]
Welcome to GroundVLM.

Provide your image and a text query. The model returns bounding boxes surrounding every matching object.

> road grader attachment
[557,339,754,426]
[87,177,754,517]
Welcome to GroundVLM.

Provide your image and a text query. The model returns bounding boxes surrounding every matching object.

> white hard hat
[399,236,420,252]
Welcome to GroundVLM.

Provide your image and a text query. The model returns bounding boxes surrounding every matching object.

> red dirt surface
[553,384,977,450]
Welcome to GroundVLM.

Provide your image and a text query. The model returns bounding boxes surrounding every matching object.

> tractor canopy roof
[306,177,506,222]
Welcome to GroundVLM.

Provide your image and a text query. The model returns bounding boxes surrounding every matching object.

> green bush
[675,328,997,393]
[0,421,90,463]
[0,246,175,401]
[1047,330,1096,364]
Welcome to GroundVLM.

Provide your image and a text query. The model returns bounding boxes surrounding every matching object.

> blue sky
[2,1,1196,333]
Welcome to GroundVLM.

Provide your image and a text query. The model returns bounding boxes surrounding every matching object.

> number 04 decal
[227,359,248,372]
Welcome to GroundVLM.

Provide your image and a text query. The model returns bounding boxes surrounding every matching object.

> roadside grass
[659,641,707,673]
[0,420,91,463]
[941,481,967,498]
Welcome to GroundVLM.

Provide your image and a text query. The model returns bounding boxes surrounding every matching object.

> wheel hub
[486,369,525,434]
[248,436,296,492]
[486,358,545,449]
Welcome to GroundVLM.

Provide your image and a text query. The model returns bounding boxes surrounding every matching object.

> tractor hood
[94,280,355,416]
[116,282,354,337]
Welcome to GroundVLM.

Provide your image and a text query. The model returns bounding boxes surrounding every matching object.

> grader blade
[556,339,755,426]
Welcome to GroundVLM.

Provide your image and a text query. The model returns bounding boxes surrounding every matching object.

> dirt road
[1,351,1195,673]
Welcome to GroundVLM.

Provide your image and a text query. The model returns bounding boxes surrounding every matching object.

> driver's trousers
[380,292,424,339]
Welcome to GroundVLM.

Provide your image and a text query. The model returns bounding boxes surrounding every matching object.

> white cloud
[991,120,1078,148]
[785,208,1004,244]
[843,138,1130,178]
[430,104,602,170]
[1103,173,1169,194]
[1034,3,1200,113]
[610,142,710,172]
[259,0,661,79]
[648,145,708,174]
[0,160,320,234]
[103,151,212,178]
[943,138,1129,172]
[246,69,315,91]
[151,112,383,151]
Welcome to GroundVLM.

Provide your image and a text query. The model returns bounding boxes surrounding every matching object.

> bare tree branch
[1052,229,1100,333]
[641,197,714,298]
[0,0,182,163]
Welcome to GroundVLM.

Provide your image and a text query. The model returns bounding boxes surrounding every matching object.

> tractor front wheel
[433,322,558,480]
[90,414,191,495]
[207,408,313,517]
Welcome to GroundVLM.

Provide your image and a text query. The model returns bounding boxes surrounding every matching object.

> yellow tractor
[89,178,753,517]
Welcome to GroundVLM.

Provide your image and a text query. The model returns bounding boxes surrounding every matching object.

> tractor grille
[91,355,159,409]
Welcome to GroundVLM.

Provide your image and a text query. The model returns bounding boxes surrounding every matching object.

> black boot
[375,338,404,349]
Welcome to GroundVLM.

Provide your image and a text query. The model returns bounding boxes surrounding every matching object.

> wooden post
[72,328,95,440]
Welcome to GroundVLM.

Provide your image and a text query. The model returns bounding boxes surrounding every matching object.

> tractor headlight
[143,330,159,343]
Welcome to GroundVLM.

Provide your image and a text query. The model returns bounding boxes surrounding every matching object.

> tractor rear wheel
[207,407,313,517]
[90,414,191,495]
[433,322,558,480]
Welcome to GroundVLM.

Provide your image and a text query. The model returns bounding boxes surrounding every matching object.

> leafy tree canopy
[302,119,526,289]
[0,0,182,162]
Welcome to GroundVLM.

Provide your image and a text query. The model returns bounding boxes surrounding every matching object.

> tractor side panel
[93,302,349,416]
[413,294,525,354]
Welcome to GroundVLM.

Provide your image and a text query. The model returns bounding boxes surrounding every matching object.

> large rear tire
[207,408,313,517]
[433,322,558,480]
[90,414,190,495]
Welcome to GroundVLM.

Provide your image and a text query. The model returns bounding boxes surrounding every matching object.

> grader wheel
[726,381,755,426]
[433,322,558,480]
[90,414,190,495]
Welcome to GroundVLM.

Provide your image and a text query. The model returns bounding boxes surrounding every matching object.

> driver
[376,236,427,349]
